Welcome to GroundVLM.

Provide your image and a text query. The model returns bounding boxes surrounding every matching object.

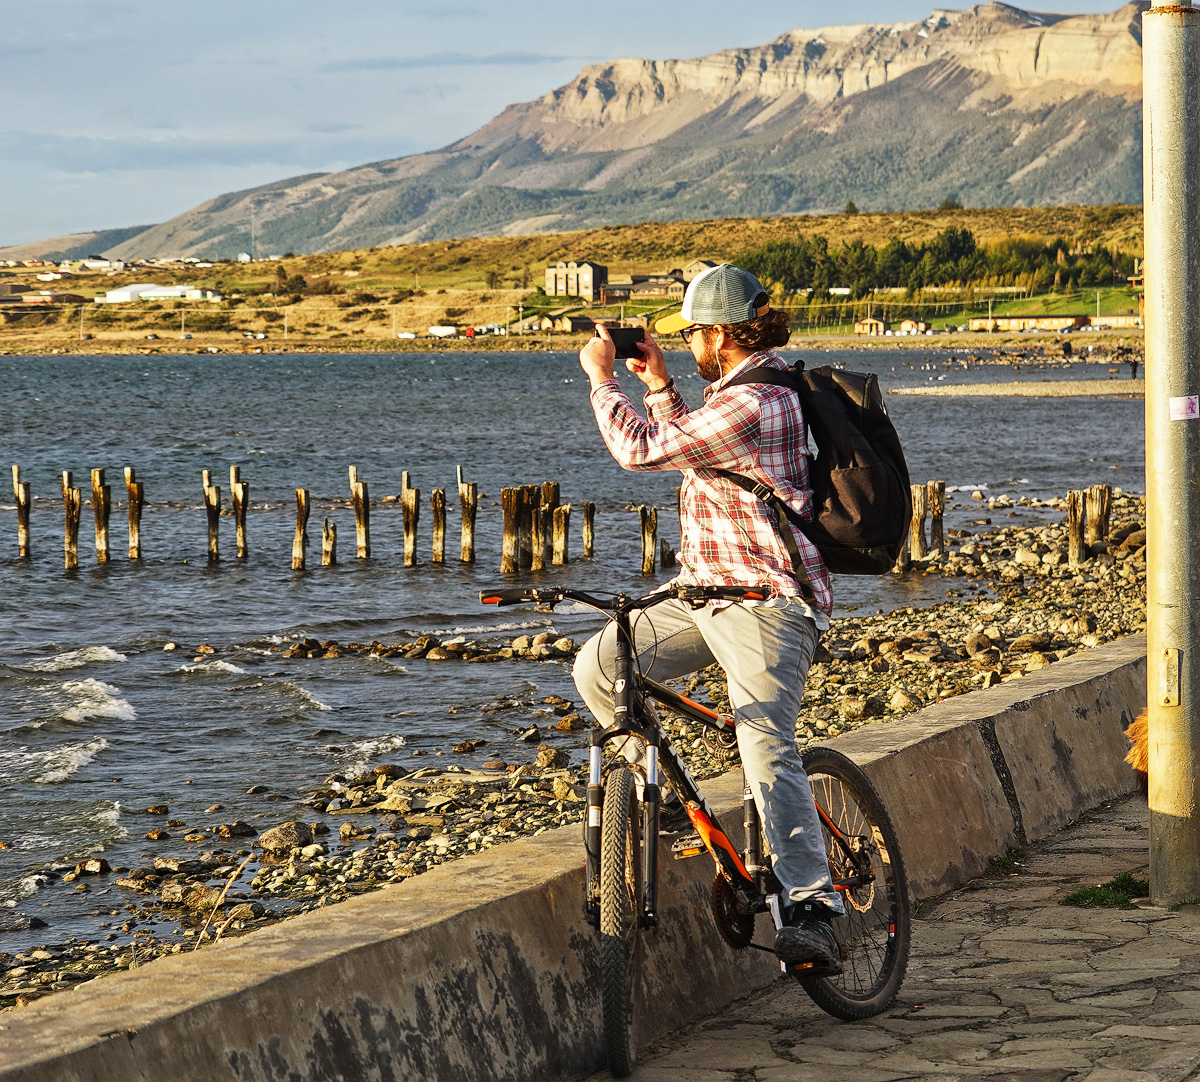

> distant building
[1089,315,1143,329]
[854,317,890,336]
[36,271,68,282]
[237,252,252,263]
[627,274,686,300]
[968,315,1088,332]
[545,261,607,302]
[0,283,30,296]
[557,314,597,334]
[94,284,222,304]
[899,319,931,334]
[80,259,126,271]
[683,259,718,282]
[22,291,85,305]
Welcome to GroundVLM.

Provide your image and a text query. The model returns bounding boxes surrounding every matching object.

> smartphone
[598,326,646,359]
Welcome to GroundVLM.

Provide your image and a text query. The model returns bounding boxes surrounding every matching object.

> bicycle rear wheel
[798,746,910,1020]
[599,766,642,1077]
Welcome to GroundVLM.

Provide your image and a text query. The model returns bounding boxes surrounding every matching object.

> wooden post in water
[431,488,445,563]
[1067,489,1087,568]
[124,467,143,559]
[292,489,310,570]
[552,504,570,565]
[459,480,477,564]
[62,471,81,570]
[229,466,248,559]
[12,466,30,558]
[582,501,595,558]
[909,484,929,560]
[893,534,911,574]
[530,500,547,571]
[518,485,537,569]
[660,539,676,568]
[322,518,337,565]
[541,481,560,567]
[1086,483,1112,544]
[926,480,946,556]
[90,468,111,563]
[640,505,657,574]
[501,487,520,573]
[402,480,420,567]
[202,470,220,562]
[349,466,370,558]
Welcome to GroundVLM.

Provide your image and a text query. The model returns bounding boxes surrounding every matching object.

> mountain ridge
[5,3,1148,261]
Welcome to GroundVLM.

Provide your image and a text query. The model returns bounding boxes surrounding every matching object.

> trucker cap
[655,263,770,334]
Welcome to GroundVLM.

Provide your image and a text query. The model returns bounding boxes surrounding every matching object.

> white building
[236,252,252,263]
[94,284,222,303]
[81,259,126,271]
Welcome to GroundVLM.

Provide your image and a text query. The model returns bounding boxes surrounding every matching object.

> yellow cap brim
[655,311,693,334]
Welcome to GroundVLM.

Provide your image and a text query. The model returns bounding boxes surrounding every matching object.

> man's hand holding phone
[580,324,670,393]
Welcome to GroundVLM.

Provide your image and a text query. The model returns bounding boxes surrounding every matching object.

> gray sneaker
[773,901,842,973]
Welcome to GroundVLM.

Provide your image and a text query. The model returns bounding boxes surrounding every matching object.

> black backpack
[715,359,912,577]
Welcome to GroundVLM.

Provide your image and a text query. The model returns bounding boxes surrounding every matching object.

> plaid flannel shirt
[589,349,832,621]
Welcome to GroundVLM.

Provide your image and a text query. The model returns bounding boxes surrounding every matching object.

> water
[0,347,1144,947]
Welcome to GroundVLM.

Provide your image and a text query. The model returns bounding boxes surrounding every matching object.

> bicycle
[481,582,911,1078]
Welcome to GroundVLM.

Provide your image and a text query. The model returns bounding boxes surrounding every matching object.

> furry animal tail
[1125,709,1148,798]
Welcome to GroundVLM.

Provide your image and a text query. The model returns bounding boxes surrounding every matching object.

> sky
[2,0,1121,247]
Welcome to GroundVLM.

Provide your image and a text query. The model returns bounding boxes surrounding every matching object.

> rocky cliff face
[105,3,1146,259]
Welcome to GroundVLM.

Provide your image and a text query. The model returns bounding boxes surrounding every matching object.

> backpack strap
[708,362,820,598]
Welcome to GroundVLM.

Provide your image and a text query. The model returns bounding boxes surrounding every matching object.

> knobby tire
[599,766,641,1077]
[798,746,910,1019]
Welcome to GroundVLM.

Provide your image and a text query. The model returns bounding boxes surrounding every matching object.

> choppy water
[0,347,1144,947]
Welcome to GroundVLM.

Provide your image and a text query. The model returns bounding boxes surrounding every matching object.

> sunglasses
[679,325,704,344]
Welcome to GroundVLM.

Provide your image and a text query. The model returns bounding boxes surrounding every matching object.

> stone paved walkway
[591,795,1200,1082]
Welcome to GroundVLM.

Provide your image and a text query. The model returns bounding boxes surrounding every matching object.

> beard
[694,333,722,382]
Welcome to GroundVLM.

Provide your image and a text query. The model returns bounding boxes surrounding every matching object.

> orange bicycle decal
[686,803,752,882]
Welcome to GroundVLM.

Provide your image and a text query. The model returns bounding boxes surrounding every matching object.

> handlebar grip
[479,588,535,606]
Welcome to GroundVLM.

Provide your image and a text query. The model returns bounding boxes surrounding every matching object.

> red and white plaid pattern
[589,350,832,617]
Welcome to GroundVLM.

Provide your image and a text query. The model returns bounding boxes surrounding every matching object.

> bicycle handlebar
[479,583,773,612]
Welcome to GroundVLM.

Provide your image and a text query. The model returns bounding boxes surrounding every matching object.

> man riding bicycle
[574,262,844,972]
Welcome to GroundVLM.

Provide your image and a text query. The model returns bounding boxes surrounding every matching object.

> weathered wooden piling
[582,501,595,558]
[229,466,248,559]
[402,480,420,568]
[541,482,560,567]
[552,504,570,565]
[927,480,946,556]
[893,533,912,574]
[501,487,520,573]
[322,518,337,566]
[292,489,310,571]
[62,471,81,570]
[660,539,675,568]
[530,501,546,572]
[518,485,537,569]
[1086,484,1112,545]
[909,484,929,560]
[202,470,220,562]
[90,469,111,564]
[1067,489,1087,567]
[124,467,143,559]
[459,481,477,564]
[349,466,370,558]
[12,467,30,558]
[431,488,445,563]
[640,506,657,574]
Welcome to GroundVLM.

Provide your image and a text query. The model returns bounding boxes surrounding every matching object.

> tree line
[739,227,1138,301]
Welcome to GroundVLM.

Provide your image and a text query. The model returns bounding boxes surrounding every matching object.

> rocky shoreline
[0,488,1146,1012]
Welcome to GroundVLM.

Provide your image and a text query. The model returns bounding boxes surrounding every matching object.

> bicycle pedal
[671,833,705,859]
[785,959,843,978]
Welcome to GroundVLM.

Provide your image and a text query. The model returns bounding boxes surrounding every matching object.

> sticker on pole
[1169,395,1200,421]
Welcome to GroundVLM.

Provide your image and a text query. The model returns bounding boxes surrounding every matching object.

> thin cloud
[322,51,579,73]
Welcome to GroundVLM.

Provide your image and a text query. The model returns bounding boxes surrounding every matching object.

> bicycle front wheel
[599,766,642,1077]
[798,746,910,1020]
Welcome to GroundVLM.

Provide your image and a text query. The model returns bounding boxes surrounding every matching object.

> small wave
[438,619,550,635]
[0,737,111,785]
[339,734,407,776]
[945,483,989,493]
[278,683,332,711]
[180,660,247,675]
[23,646,127,673]
[57,680,136,723]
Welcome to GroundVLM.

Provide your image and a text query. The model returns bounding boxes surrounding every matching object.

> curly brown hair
[702,304,791,351]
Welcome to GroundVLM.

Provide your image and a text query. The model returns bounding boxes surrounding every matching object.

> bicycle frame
[479,584,877,934]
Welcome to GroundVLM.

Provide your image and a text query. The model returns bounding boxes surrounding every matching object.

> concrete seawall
[0,636,1145,1082]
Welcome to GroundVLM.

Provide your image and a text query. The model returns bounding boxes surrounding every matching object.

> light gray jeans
[572,595,843,913]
